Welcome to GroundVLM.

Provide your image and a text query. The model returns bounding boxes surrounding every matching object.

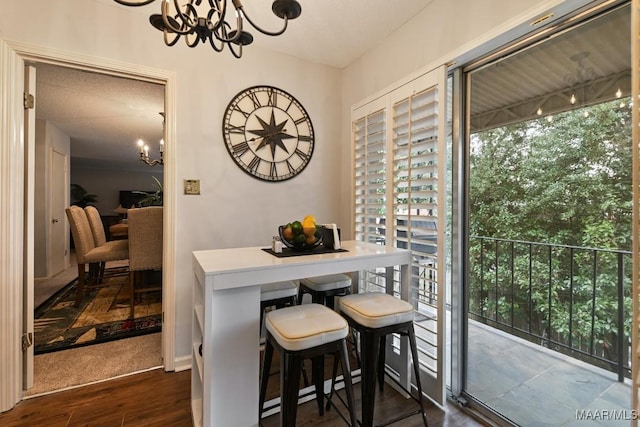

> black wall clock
[222,85,315,182]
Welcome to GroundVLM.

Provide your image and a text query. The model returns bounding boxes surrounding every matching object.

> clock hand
[253,130,289,151]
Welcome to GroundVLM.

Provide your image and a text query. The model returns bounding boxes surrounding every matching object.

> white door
[0,38,27,411]
[49,149,67,276]
[22,64,36,391]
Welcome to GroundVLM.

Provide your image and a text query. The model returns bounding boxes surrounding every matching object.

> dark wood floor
[0,368,487,426]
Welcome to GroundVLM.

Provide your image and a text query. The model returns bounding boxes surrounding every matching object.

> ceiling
[35,64,165,171]
[99,0,436,69]
[469,2,630,132]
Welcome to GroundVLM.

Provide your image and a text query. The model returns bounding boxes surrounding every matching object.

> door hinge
[23,92,35,109]
[22,332,33,351]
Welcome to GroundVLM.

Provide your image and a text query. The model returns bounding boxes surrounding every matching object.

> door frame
[3,39,178,395]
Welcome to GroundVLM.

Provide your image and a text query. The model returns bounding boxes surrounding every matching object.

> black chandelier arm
[163,28,181,46]
[160,1,199,36]
[211,15,245,44]
[240,8,289,37]
[208,30,226,52]
[209,22,232,51]
[114,0,157,6]
[228,41,243,58]
[208,0,226,27]
[185,33,200,48]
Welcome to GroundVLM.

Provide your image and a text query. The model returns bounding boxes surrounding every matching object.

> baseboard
[173,354,192,372]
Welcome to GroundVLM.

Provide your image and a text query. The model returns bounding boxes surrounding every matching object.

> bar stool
[298,273,351,309]
[260,280,298,332]
[337,292,429,427]
[259,303,358,427]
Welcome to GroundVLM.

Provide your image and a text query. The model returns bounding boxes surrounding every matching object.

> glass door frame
[447,2,631,425]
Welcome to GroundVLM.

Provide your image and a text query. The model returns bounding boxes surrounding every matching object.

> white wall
[1,0,343,364]
[1,0,590,366]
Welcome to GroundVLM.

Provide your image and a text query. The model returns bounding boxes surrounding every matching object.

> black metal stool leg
[326,354,340,411]
[326,295,335,309]
[281,352,302,427]
[408,326,429,427]
[339,339,358,427]
[377,335,386,392]
[360,329,379,427]
[311,355,325,416]
[259,340,274,419]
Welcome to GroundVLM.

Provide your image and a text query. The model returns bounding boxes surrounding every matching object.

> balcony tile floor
[466,320,632,426]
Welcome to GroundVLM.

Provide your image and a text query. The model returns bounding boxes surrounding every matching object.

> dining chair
[65,206,129,307]
[84,205,128,282]
[127,206,163,319]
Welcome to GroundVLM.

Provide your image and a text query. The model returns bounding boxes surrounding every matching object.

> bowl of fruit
[279,215,323,251]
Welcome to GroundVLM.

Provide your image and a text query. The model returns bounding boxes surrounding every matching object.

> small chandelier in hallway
[113,0,302,58]
[137,112,165,167]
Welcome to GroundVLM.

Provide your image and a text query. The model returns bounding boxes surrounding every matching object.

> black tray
[262,246,348,258]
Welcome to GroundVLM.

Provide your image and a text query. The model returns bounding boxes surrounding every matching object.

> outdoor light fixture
[113,0,302,58]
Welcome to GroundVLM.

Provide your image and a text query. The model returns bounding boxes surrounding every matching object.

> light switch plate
[184,179,200,195]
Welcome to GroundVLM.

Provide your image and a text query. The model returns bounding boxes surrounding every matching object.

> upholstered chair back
[128,207,163,272]
[84,205,107,247]
[65,206,97,265]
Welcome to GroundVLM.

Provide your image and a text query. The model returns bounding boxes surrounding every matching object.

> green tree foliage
[469,99,632,371]
[470,100,632,248]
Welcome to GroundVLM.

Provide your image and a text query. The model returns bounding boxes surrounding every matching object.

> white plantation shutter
[352,66,447,405]
[391,76,445,403]
[353,97,389,293]
[353,107,386,246]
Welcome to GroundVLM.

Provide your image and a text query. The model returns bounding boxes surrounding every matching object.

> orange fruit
[303,226,316,238]
[282,225,294,241]
[305,235,317,245]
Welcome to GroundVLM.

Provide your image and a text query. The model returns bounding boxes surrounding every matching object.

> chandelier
[113,0,302,58]
[137,113,165,167]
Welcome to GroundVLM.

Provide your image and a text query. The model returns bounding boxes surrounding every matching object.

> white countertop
[192,240,411,290]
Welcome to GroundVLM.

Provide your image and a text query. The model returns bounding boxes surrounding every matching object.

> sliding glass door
[461,3,633,424]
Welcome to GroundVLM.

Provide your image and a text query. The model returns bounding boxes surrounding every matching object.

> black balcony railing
[469,236,632,381]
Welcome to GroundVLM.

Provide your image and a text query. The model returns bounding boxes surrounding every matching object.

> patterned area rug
[34,269,162,354]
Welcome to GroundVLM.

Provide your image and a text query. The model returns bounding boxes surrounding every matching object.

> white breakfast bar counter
[191,240,411,427]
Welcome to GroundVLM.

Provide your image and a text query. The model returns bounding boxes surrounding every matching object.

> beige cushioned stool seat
[260,280,298,301]
[300,273,351,292]
[265,303,348,352]
[340,292,414,329]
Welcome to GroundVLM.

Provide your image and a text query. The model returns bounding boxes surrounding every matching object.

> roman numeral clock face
[222,86,315,182]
